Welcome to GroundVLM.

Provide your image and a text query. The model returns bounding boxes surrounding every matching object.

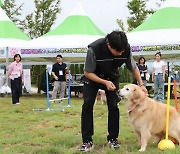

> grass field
[0,94,180,154]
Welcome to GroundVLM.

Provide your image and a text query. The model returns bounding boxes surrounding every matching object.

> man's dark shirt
[52,62,67,81]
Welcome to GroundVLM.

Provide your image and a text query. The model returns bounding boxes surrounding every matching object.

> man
[52,54,68,102]
[79,30,147,152]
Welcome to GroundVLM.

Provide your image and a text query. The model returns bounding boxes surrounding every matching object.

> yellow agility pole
[158,77,175,150]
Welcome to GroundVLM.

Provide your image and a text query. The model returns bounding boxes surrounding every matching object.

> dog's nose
[116,90,122,96]
[116,90,120,95]
[116,90,122,102]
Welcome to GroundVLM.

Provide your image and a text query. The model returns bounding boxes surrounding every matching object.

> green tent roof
[43,1,105,37]
[0,21,30,40]
[132,7,180,32]
[0,8,30,40]
[44,15,105,36]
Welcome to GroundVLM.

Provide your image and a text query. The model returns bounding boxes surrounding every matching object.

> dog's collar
[128,104,138,114]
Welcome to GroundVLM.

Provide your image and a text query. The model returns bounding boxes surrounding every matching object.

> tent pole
[5,47,9,86]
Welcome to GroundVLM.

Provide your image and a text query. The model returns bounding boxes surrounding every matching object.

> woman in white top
[152,52,165,102]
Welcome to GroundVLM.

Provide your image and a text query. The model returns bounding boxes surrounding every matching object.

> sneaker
[108,139,120,149]
[16,102,20,105]
[79,141,94,152]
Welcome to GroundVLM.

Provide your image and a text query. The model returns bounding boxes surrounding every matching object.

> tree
[19,0,61,93]
[79,64,84,74]
[69,64,75,75]
[2,0,23,27]
[75,64,80,74]
[116,0,154,32]
[127,0,154,32]
[116,19,125,32]
[156,0,166,7]
[20,0,61,39]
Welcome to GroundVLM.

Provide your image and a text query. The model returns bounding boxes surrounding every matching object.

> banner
[7,47,87,58]
[0,48,6,58]
[131,44,180,53]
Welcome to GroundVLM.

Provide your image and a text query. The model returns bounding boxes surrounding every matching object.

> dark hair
[14,54,21,61]
[138,56,146,64]
[106,30,128,52]
[56,54,62,58]
[155,52,161,57]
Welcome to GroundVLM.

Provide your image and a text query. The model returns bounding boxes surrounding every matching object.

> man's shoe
[108,139,120,149]
[79,141,94,152]
[16,102,20,105]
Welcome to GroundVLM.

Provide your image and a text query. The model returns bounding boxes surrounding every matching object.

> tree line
[2,0,166,36]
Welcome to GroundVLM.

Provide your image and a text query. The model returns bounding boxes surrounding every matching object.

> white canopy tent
[127,0,180,56]
[0,0,105,93]
[0,7,30,58]
[0,7,31,93]
[19,0,105,59]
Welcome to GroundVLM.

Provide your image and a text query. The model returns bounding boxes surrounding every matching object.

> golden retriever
[118,84,180,152]
[95,89,107,105]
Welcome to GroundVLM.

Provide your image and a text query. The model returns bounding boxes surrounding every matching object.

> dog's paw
[139,148,146,152]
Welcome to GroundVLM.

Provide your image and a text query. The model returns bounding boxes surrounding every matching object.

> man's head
[106,30,128,56]
[56,54,63,63]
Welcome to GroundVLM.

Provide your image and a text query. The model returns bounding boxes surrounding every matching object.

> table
[68,82,84,97]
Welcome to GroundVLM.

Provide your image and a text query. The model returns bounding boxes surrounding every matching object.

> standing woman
[138,56,148,87]
[152,52,165,102]
[9,54,23,104]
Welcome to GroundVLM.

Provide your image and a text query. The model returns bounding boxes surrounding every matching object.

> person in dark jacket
[79,30,148,152]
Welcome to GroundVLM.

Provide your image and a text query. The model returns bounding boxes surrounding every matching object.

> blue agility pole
[67,70,71,107]
[45,66,70,110]
[33,68,51,112]
[33,67,80,112]
[46,69,50,111]
[33,66,65,112]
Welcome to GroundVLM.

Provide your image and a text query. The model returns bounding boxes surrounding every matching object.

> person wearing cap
[79,30,148,152]
[51,54,68,103]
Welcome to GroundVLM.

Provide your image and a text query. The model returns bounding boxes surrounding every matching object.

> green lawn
[0,94,180,154]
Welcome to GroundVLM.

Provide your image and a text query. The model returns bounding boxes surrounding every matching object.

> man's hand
[22,79,24,85]
[52,72,58,81]
[140,85,148,96]
[163,77,165,82]
[105,80,116,91]
[54,76,58,80]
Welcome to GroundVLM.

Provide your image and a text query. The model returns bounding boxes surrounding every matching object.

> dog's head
[118,84,146,105]
[98,89,105,95]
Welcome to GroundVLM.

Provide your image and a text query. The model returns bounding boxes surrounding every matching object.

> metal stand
[33,68,76,112]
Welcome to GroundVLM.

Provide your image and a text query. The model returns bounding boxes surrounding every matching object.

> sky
[16,0,158,34]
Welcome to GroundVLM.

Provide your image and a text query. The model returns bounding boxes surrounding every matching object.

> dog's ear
[132,86,145,104]
[133,87,140,100]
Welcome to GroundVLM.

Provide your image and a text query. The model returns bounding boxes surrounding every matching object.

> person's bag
[146,73,150,81]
